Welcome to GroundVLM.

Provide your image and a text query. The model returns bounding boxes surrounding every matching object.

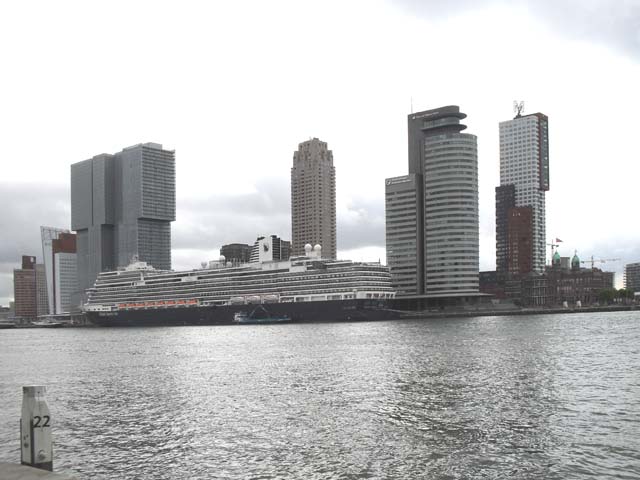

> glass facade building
[386,106,479,297]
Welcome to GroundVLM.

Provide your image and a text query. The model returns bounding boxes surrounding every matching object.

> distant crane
[580,256,621,270]
[546,240,560,265]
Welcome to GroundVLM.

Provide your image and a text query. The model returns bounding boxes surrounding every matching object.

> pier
[0,463,73,480]
[0,387,75,479]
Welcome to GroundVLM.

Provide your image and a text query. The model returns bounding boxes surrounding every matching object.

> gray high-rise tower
[71,143,175,293]
[291,138,336,259]
[386,106,479,297]
[498,111,549,274]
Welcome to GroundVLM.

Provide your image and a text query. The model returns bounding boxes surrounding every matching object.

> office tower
[506,207,533,275]
[220,243,252,265]
[625,262,640,293]
[249,235,291,263]
[52,232,78,314]
[13,255,48,319]
[498,111,549,274]
[71,143,175,293]
[41,227,78,314]
[495,185,515,281]
[385,174,423,296]
[291,138,336,259]
[386,106,479,297]
[495,186,534,278]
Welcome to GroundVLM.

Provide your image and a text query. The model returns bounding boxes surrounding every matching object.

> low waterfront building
[479,271,504,298]
[505,252,615,307]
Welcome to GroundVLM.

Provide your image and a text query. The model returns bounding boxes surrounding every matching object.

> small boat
[30,320,64,328]
[0,322,16,329]
[233,305,293,324]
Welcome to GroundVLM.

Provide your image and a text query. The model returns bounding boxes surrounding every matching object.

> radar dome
[304,244,313,254]
[219,255,226,262]
[314,244,321,252]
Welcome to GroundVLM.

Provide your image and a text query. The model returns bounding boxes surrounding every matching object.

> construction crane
[546,239,560,264]
[580,256,621,270]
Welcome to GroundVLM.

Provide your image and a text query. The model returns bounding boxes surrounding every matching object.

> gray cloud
[338,197,385,250]
[0,183,70,263]
[392,0,640,59]
[174,178,386,253]
[0,177,388,304]
[174,178,292,251]
[0,182,70,304]
[580,240,640,288]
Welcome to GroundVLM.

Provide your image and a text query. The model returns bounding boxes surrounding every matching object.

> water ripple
[1,312,639,479]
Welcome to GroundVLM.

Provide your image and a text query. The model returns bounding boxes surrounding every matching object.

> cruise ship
[83,242,397,326]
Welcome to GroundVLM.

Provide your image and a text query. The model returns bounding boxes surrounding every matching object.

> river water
[1,312,639,479]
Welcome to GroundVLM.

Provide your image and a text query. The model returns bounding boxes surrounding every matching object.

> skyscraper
[41,227,78,314]
[40,226,68,314]
[386,106,479,297]
[13,255,48,319]
[291,138,336,259]
[498,111,549,274]
[52,232,78,314]
[624,262,640,293]
[495,184,516,281]
[71,143,175,293]
[385,174,423,296]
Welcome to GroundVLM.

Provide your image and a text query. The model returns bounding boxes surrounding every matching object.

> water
[1,312,639,479]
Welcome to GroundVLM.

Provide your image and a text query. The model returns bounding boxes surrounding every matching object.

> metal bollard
[20,386,53,471]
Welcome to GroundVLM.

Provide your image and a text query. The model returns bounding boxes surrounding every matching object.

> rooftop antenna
[410,96,413,114]
[513,100,525,118]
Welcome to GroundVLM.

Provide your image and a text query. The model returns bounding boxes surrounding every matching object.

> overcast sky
[1,0,639,305]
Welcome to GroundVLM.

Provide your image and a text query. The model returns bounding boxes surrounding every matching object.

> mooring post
[20,386,53,471]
